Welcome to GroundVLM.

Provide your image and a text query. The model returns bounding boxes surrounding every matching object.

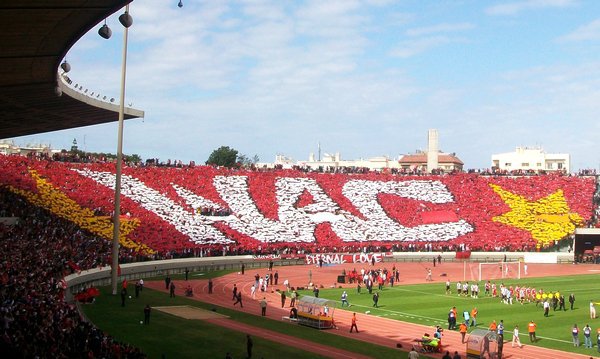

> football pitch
[306,273,600,355]
[83,272,412,359]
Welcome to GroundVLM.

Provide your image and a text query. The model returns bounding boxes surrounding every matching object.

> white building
[262,129,464,172]
[263,152,402,171]
[491,146,570,173]
[0,140,56,157]
[0,140,18,155]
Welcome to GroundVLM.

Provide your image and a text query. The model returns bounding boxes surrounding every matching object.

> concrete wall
[65,256,304,300]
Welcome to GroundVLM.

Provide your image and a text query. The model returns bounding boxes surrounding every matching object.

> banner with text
[305,252,387,265]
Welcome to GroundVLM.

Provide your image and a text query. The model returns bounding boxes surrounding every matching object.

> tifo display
[0,155,596,255]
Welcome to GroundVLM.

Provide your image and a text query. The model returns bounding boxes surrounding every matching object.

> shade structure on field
[466,329,498,358]
[296,295,337,329]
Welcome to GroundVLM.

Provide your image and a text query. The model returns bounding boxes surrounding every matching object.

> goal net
[477,262,521,282]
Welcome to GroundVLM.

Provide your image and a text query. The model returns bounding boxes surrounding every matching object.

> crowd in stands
[47,150,197,168]
[1,155,598,257]
[0,189,145,358]
[594,185,600,229]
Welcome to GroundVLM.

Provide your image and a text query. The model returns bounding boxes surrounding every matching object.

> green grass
[308,273,600,355]
[84,271,600,358]
[82,283,420,359]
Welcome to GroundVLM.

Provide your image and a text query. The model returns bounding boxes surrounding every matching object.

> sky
[12,0,600,170]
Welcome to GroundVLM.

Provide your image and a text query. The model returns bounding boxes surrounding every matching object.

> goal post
[478,261,521,282]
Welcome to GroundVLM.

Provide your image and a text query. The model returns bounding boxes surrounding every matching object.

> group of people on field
[570,323,600,350]
[448,279,578,311]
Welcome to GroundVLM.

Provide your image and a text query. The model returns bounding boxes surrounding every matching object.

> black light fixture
[178,0,183,8]
[60,59,71,73]
[119,10,133,28]
[98,20,112,39]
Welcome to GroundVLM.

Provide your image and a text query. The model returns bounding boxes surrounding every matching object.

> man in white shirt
[283,279,290,292]
[512,325,522,348]
[341,291,350,307]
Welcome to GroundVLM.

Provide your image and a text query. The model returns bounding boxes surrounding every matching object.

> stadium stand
[0,189,145,358]
[1,155,597,255]
[0,154,598,356]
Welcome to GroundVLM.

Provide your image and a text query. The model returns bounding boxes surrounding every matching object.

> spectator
[0,188,145,358]
[260,297,267,316]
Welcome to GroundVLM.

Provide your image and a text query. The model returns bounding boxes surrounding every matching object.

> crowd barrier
[65,255,304,300]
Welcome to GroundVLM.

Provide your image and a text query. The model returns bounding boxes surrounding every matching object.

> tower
[426,129,439,173]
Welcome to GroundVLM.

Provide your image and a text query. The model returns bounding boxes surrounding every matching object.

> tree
[126,154,142,163]
[206,146,238,168]
[237,154,260,167]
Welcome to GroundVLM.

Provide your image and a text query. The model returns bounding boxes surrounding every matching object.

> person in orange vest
[470,307,478,327]
[350,313,359,333]
[489,320,497,333]
[528,320,537,342]
[459,322,468,343]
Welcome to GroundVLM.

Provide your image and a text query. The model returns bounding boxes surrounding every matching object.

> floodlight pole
[112,4,131,296]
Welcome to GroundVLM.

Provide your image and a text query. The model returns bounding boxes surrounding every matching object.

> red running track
[146,261,599,359]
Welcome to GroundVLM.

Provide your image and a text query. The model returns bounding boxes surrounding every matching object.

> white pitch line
[342,303,446,323]
[517,334,572,344]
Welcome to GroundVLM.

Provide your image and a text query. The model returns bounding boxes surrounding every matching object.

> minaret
[318,142,321,162]
[426,129,439,173]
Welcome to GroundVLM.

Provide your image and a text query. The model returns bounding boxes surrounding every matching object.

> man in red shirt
[350,313,359,333]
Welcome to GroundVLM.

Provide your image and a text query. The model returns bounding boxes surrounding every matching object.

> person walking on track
[350,313,359,333]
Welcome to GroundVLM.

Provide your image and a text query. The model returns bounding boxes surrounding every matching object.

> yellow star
[490,184,583,247]
[9,169,153,254]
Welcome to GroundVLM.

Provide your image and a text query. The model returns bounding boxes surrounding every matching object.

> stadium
[2,2,600,359]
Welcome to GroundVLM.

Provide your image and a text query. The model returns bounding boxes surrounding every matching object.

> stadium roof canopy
[0,0,143,140]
